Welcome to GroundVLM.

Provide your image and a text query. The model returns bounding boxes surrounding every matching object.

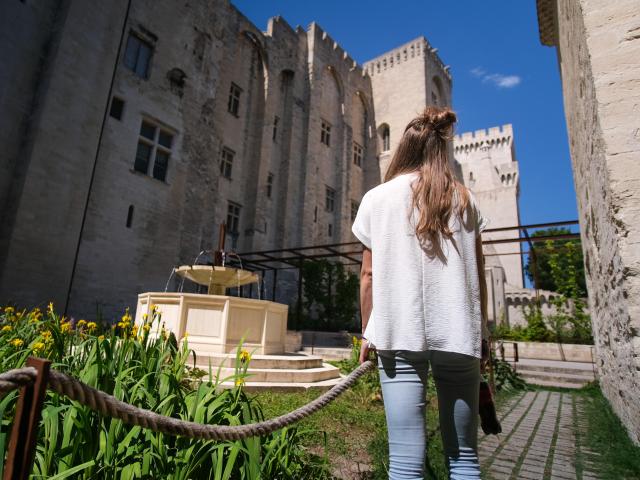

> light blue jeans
[377,350,481,480]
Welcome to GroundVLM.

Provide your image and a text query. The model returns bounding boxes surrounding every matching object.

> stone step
[521,377,587,389]
[299,346,352,360]
[194,352,324,369]
[216,375,346,393]
[212,363,341,383]
[519,370,594,388]
[514,364,596,377]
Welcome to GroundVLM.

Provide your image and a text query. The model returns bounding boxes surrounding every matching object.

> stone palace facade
[0,0,522,322]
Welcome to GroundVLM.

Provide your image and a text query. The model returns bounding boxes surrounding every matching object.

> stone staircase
[506,358,597,389]
[195,352,344,392]
[299,346,352,361]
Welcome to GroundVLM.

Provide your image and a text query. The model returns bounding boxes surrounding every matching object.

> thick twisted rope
[0,360,376,441]
[0,367,37,395]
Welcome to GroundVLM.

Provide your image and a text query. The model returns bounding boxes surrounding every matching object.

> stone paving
[479,390,600,479]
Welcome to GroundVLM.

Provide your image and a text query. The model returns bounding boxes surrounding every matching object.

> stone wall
[536,0,640,443]
[0,0,129,312]
[0,0,380,320]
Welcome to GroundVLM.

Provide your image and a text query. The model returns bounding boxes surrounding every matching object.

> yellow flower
[150,304,157,313]
[32,341,45,354]
[4,306,14,314]
[2,325,12,332]
[132,324,139,336]
[239,350,251,364]
[235,377,245,387]
[10,338,24,348]
[121,307,132,324]
[98,335,105,341]
[87,321,97,332]
[41,330,52,340]
[61,322,72,333]
[48,302,54,314]
[142,324,151,332]
[142,313,148,321]
[77,319,87,329]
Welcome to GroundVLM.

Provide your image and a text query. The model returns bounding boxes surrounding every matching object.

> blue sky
[233,0,578,229]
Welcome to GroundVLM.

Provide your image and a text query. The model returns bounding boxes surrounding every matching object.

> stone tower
[454,125,524,288]
[363,37,452,179]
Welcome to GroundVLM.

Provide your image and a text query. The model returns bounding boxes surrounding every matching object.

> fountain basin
[174,265,259,295]
[135,292,288,355]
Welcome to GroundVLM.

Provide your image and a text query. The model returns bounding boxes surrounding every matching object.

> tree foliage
[293,260,359,332]
[524,227,587,297]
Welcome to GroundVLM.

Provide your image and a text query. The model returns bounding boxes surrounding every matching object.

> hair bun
[431,109,457,131]
[403,106,457,137]
[419,107,456,132]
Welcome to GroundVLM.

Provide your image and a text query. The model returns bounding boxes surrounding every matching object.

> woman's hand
[359,339,375,364]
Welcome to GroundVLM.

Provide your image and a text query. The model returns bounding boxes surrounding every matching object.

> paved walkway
[479,390,600,479]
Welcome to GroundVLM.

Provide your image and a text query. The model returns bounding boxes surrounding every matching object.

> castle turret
[454,124,524,288]
[363,36,452,179]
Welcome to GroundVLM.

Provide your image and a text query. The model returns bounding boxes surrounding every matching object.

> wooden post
[4,357,51,480]
[488,339,496,395]
[296,263,303,330]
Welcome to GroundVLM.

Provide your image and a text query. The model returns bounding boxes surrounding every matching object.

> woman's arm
[360,247,373,334]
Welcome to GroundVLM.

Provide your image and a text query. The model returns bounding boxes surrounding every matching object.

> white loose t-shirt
[352,172,489,358]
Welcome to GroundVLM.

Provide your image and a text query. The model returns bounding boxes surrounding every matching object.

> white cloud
[470,66,521,89]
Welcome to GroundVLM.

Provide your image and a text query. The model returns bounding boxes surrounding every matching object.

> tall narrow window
[126,205,134,228]
[382,126,390,151]
[227,202,241,235]
[220,147,234,179]
[266,172,274,198]
[351,200,359,221]
[325,186,335,212]
[124,33,153,79]
[431,91,438,106]
[272,116,279,142]
[321,120,331,146]
[110,97,125,120]
[228,83,242,116]
[328,223,333,237]
[133,119,174,182]
[353,142,363,167]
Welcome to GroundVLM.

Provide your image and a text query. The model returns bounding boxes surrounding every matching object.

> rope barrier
[0,360,376,441]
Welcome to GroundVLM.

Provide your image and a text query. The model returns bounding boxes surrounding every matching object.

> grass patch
[254,386,387,479]
[577,382,640,479]
[252,373,450,479]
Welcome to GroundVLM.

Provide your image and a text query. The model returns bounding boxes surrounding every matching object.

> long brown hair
[384,106,469,249]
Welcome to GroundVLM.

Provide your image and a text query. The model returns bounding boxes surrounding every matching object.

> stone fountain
[134,224,343,391]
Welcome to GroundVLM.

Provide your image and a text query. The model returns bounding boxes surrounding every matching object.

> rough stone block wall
[551,0,640,443]
[0,0,129,312]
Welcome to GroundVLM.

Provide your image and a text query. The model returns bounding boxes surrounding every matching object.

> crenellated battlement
[307,22,367,77]
[362,36,451,81]
[453,124,513,154]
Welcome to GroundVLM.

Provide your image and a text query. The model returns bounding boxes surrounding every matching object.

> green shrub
[292,260,359,332]
[0,304,330,479]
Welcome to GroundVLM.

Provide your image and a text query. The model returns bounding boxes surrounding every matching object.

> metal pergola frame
[233,219,581,326]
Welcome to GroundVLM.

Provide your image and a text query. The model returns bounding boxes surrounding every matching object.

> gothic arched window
[382,126,390,151]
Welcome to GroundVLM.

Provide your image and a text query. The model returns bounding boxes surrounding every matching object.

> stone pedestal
[135,292,288,355]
